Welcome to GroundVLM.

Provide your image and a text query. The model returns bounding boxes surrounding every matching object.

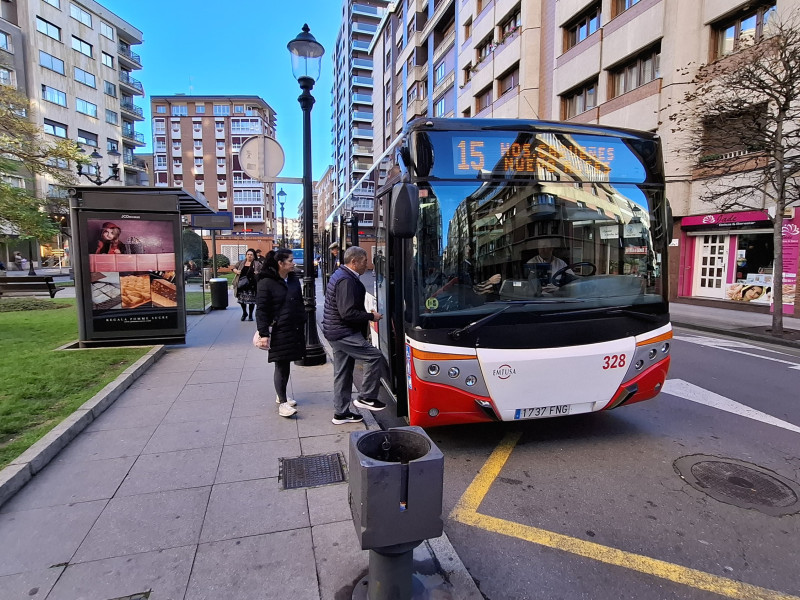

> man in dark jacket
[322,246,385,424]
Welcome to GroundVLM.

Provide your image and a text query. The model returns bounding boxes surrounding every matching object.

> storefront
[678,209,799,314]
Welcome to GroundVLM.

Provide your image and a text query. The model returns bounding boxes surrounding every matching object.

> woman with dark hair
[232,248,259,321]
[255,249,306,418]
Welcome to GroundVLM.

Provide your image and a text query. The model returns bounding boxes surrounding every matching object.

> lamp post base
[297,344,327,367]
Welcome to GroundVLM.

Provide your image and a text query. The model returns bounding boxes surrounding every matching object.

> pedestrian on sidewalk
[255,249,305,418]
[232,249,260,321]
[322,245,386,425]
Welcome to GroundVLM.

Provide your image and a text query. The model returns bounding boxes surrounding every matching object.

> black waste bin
[209,278,229,310]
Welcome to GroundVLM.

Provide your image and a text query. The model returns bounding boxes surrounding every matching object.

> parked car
[291,248,304,273]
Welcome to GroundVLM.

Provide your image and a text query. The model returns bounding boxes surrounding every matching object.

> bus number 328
[602,354,626,369]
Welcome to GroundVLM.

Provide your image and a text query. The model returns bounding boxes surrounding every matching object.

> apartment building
[149,95,278,261]
[364,0,799,315]
[315,165,336,246]
[4,0,145,194]
[331,0,390,248]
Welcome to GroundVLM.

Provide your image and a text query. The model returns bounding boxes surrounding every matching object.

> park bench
[0,276,66,298]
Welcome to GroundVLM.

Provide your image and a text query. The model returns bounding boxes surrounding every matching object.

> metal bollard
[349,426,444,600]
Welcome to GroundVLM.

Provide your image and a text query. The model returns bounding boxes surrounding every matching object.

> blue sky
[100,0,344,217]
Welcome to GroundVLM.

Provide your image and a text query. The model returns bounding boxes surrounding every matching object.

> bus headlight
[661,343,670,353]
[465,375,477,386]
[448,367,460,378]
[428,364,440,376]
[635,359,644,371]
[648,349,657,360]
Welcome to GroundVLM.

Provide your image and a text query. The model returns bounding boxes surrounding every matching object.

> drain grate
[674,455,800,517]
[280,453,345,490]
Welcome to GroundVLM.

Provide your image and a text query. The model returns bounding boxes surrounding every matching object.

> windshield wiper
[547,306,661,322]
[447,299,580,339]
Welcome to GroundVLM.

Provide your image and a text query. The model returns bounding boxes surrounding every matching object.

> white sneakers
[278,402,297,418]
[276,396,297,407]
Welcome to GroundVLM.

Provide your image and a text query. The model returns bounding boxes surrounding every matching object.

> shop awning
[681,210,772,231]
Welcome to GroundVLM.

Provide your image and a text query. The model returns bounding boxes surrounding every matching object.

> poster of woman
[726,283,772,303]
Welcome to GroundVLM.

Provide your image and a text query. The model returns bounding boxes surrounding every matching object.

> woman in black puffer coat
[255,249,306,418]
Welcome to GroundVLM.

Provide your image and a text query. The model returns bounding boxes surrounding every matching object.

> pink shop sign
[772,215,799,314]
[681,211,771,230]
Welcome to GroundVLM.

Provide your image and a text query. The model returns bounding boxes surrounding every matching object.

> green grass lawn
[0,298,150,469]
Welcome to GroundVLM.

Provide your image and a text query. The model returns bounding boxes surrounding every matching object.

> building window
[194,140,202,150]
[70,3,92,27]
[104,80,116,97]
[0,32,9,52]
[213,104,230,116]
[234,104,244,113]
[74,66,96,88]
[477,86,492,111]
[407,85,417,103]
[77,129,98,147]
[72,36,92,57]
[434,60,446,85]
[610,45,660,98]
[434,97,446,117]
[172,105,188,117]
[477,36,493,63]
[36,17,61,41]
[193,123,202,133]
[155,155,167,169]
[500,7,521,37]
[195,103,206,114]
[561,79,597,118]
[463,64,473,85]
[102,52,114,68]
[715,2,776,58]
[107,138,119,152]
[498,64,519,96]
[100,22,114,40]
[156,105,166,114]
[154,118,165,133]
[0,68,11,86]
[105,109,118,125]
[41,85,67,107]
[43,0,60,6]
[464,18,472,40]
[565,3,600,51]
[173,158,182,167]
[234,190,263,203]
[43,119,67,138]
[39,50,65,75]
[194,157,203,167]
[614,0,641,16]
[76,98,98,117]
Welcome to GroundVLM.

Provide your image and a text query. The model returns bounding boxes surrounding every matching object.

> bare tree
[669,9,800,335]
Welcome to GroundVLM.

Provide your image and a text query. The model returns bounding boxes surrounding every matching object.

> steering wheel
[552,261,597,287]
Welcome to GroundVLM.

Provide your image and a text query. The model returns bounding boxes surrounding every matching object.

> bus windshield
[413,129,667,324]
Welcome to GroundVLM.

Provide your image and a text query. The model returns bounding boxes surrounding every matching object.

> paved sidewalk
[0,295,476,600]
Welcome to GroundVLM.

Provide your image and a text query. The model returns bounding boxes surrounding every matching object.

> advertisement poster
[86,217,180,332]
[776,216,799,314]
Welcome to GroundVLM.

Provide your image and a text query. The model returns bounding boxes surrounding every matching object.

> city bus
[325,118,672,428]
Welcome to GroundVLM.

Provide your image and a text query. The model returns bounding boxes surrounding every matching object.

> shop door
[693,234,728,298]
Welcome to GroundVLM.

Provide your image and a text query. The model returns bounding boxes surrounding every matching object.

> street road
[367,328,800,600]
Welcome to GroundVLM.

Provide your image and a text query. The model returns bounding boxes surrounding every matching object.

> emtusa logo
[493,364,516,379]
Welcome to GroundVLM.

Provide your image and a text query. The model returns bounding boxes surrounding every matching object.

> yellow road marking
[449,432,799,600]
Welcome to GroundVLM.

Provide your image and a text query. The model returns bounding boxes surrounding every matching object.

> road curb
[672,320,800,349]
[0,345,165,508]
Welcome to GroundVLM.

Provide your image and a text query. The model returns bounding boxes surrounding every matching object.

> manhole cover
[674,455,800,516]
[280,453,345,490]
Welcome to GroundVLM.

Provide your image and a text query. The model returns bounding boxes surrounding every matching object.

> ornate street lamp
[277,188,287,248]
[288,24,326,367]
[76,146,121,186]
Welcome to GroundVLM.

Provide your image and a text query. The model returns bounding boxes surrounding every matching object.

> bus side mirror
[389,183,419,238]
[666,201,673,245]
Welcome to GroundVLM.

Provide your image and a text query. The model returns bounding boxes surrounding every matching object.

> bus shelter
[69,186,215,347]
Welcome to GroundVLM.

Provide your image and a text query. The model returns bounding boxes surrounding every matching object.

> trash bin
[349,426,444,550]
[209,278,229,310]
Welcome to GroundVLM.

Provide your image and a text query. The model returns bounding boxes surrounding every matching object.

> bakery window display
[120,274,152,308]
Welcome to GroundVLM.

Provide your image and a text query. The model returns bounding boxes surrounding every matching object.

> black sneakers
[332,411,364,425]
[353,398,386,411]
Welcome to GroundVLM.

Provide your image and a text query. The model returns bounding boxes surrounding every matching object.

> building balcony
[233,196,264,205]
[123,156,147,170]
[118,44,142,68]
[352,22,378,35]
[173,165,183,175]
[352,160,371,172]
[233,215,265,223]
[432,30,456,64]
[352,75,374,88]
[216,146,226,157]
[352,3,380,17]
[120,100,144,120]
[119,71,144,95]
[433,70,455,96]
[353,92,372,105]
[215,127,225,139]
[352,127,374,139]
[352,110,373,123]
[408,98,427,119]
[353,144,372,156]
[122,129,146,145]
[407,65,427,85]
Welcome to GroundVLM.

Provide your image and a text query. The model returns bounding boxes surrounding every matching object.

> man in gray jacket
[322,246,386,424]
